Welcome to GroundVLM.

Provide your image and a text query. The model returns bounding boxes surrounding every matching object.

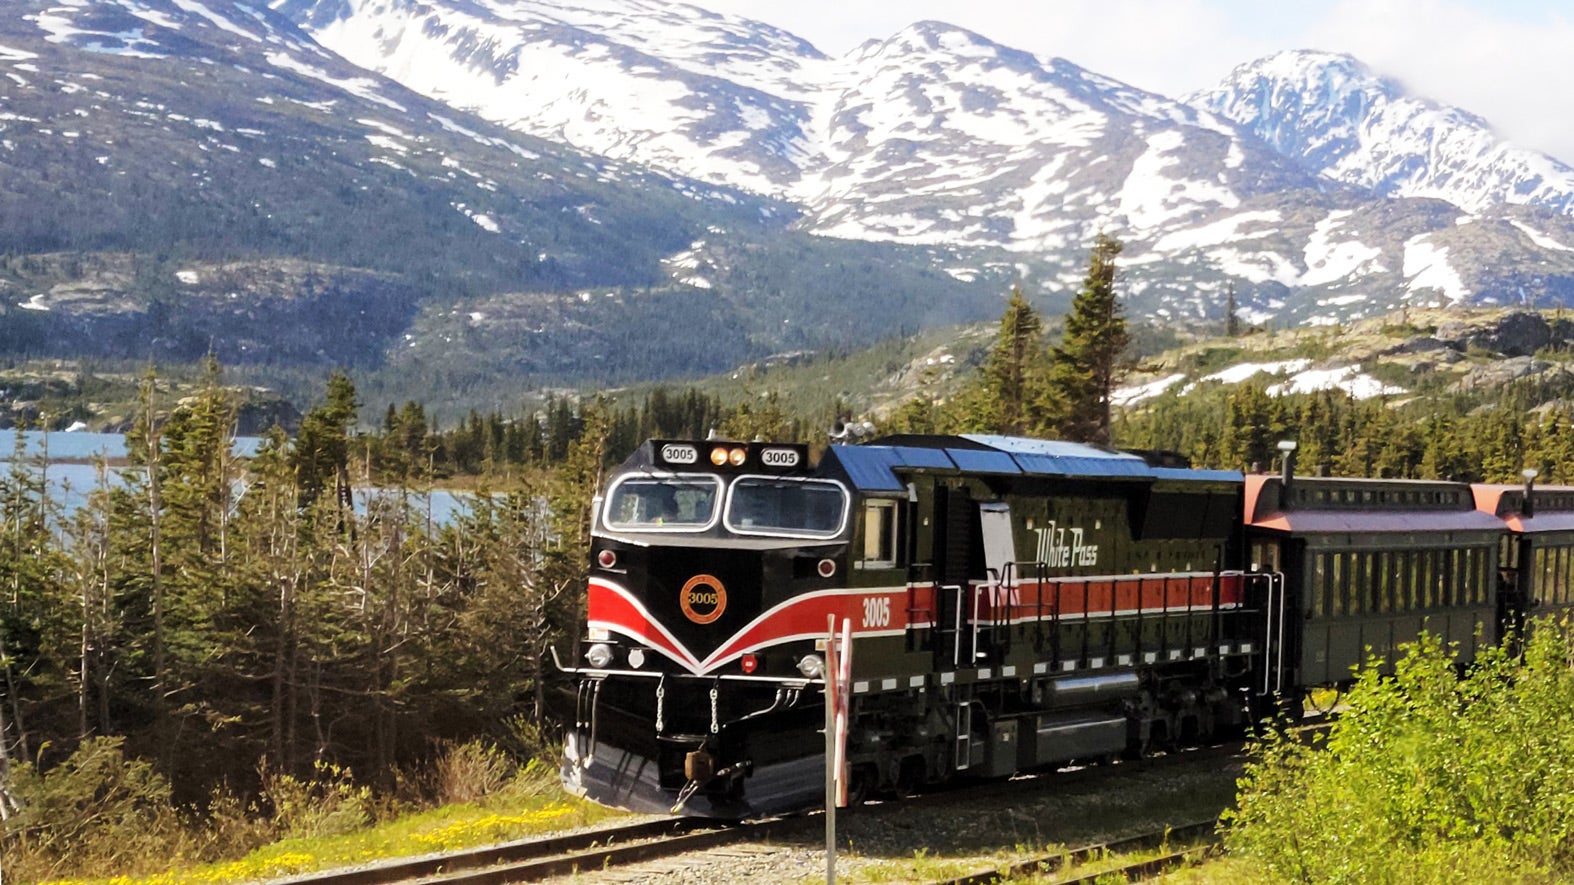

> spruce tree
[291,371,359,514]
[1051,234,1128,444]
[975,285,1053,436]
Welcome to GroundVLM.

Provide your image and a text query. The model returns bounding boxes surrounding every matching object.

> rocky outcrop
[1433,311,1574,357]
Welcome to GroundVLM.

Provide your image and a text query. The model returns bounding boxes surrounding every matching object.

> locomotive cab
[564,439,857,816]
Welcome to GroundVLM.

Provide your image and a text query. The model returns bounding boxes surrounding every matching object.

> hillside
[0,0,1005,403]
[589,308,1574,441]
[1115,307,1574,412]
[6,1,1574,420]
[284,0,1574,330]
[17,299,1574,438]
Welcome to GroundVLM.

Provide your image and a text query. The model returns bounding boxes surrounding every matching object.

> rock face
[1434,311,1574,358]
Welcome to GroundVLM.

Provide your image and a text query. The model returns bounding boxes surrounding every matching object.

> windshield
[603,476,721,531]
[725,477,848,538]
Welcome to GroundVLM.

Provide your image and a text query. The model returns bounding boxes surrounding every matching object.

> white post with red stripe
[823,614,853,884]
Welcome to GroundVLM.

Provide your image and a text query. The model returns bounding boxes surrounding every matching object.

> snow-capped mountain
[274,0,1574,327]
[0,0,999,382]
[274,1,1317,248]
[801,21,1320,255]
[1191,51,1574,217]
[271,0,832,193]
[10,0,1574,402]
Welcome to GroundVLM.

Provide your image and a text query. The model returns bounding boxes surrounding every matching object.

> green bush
[429,740,515,806]
[1,736,185,881]
[260,761,373,840]
[1225,622,1574,883]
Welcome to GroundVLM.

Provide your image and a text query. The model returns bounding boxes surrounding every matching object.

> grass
[1148,855,1264,883]
[804,844,1071,884]
[35,773,630,885]
[820,835,1227,884]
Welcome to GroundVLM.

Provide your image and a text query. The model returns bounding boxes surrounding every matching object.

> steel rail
[273,816,723,885]
[924,819,1221,885]
[279,725,1327,885]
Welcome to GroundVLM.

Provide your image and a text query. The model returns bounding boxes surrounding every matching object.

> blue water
[352,488,473,525]
[1,432,471,524]
[1,430,264,461]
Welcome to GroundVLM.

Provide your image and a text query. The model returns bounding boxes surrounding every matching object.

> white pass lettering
[1034,521,1099,568]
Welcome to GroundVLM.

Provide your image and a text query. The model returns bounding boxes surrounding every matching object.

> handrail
[942,583,965,668]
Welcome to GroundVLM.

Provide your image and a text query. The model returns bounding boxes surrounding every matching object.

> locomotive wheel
[845,763,878,808]
[891,756,924,798]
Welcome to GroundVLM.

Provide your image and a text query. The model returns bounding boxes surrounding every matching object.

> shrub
[503,713,560,762]
[189,783,274,864]
[430,740,514,806]
[1,736,185,881]
[1225,622,1574,883]
[260,761,373,840]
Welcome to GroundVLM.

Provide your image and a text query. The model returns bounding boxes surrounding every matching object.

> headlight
[586,643,614,668]
[796,653,825,679]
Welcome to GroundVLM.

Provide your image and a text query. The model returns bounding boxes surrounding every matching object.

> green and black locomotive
[561,434,1266,817]
[560,433,1569,817]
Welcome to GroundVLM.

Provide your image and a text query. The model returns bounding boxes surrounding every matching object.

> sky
[701,0,1574,162]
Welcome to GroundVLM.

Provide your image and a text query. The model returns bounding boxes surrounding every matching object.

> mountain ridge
[276,0,1574,335]
[5,0,1574,418]
[0,0,1004,404]
[1189,50,1574,216]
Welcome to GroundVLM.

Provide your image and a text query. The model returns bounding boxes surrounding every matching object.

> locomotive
[558,433,1568,818]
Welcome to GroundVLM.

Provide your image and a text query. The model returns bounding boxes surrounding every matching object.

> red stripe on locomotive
[589,573,1242,676]
[958,573,1243,623]
[586,580,702,670]
[587,579,908,675]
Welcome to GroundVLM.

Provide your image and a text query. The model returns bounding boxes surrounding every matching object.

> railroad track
[922,819,1223,885]
[278,731,1301,885]
[904,721,1342,885]
[273,816,782,885]
[919,818,1221,875]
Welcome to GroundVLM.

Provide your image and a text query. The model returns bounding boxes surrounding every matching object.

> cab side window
[862,500,900,568]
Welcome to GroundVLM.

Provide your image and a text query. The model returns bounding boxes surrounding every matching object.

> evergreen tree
[291,371,359,515]
[972,285,1053,436]
[1051,234,1128,444]
[717,390,792,441]
[1219,381,1283,471]
[886,392,940,435]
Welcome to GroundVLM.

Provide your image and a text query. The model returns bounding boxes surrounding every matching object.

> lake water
[0,431,472,524]
[1,430,266,462]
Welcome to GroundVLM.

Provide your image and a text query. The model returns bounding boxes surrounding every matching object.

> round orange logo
[679,574,727,624]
